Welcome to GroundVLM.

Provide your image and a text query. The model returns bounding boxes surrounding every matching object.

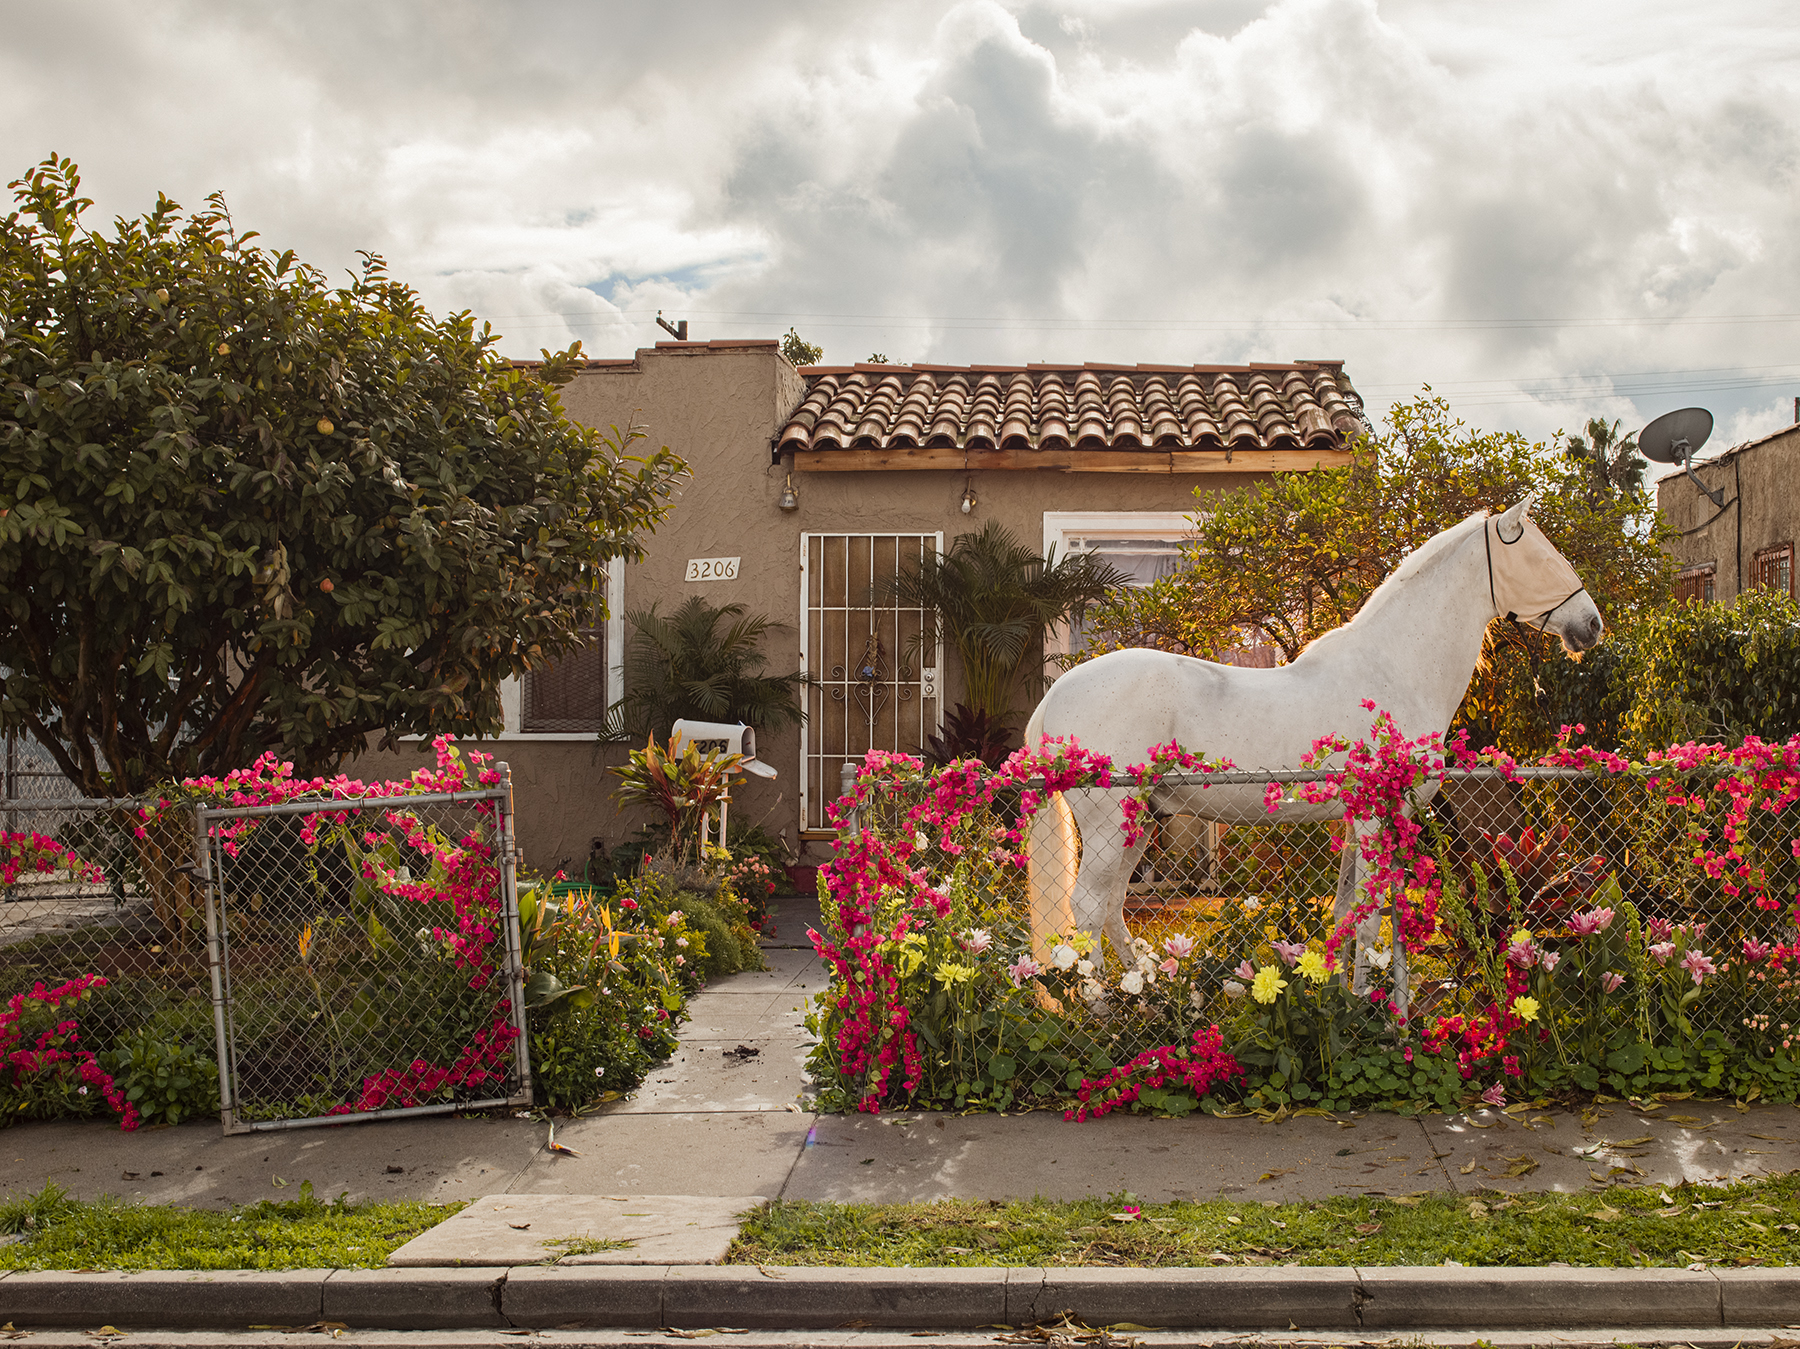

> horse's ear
[1495,490,1538,541]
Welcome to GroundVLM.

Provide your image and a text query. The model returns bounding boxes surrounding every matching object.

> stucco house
[357,340,1369,874]
[1657,419,1799,605]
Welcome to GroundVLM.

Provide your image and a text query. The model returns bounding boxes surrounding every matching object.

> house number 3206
[684,556,741,582]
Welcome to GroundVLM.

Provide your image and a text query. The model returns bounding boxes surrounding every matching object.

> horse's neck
[1313,531,1493,733]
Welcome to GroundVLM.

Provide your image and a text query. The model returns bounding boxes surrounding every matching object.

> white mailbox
[669,719,778,779]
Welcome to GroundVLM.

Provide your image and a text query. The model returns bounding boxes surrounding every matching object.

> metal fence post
[495,762,535,1107]
[197,804,239,1133]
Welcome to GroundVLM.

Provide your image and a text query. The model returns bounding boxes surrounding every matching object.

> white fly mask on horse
[1483,496,1604,653]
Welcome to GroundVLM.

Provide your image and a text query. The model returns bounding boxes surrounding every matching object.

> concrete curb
[2,1265,1797,1331]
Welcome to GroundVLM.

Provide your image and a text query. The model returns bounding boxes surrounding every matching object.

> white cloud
[4,0,1798,443]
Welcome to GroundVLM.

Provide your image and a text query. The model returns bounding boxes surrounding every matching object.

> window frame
[1041,509,1199,673]
[1673,562,1717,605]
[401,562,625,743]
[1751,542,1795,600]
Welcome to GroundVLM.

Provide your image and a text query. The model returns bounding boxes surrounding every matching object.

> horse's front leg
[1064,785,1143,970]
[1334,817,1410,1017]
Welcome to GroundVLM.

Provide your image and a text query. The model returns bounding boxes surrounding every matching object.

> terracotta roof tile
[777,360,1364,457]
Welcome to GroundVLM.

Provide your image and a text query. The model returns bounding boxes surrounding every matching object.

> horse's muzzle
[1560,611,1605,654]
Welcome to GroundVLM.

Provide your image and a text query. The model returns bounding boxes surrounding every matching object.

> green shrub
[100,1033,220,1127]
[1622,587,1800,750]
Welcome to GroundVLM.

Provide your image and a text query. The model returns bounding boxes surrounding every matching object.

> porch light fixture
[778,470,799,512]
[959,479,977,514]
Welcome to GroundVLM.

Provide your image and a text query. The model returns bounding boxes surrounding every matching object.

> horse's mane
[1295,509,1488,660]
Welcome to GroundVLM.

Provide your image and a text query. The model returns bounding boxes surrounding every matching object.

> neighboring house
[1657,420,1800,605]
[356,340,1369,873]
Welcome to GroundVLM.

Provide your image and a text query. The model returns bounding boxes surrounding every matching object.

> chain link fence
[201,785,532,1131]
[0,743,534,1133]
[808,755,1800,1113]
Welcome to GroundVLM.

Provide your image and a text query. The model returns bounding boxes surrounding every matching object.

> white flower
[1080,978,1105,1002]
[1076,959,1095,977]
[966,929,992,955]
[1242,897,1262,913]
[594,1066,605,1077]
[1190,989,1206,1010]
[1120,970,1144,995]
[1131,936,1154,956]
[914,831,929,849]
[676,937,688,948]
[1223,980,1248,1000]
[1368,948,1393,971]
[1051,944,1079,971]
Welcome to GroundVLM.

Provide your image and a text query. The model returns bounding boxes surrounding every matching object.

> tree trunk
[133,808,203,946]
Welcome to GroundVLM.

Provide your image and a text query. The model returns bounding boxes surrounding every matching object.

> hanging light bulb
[778,471,799,512]
[960,479,977,514]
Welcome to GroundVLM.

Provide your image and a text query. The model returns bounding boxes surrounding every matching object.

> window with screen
[1751,543,1794,599]
[522,585,608,734]
[1674,565,1716,605]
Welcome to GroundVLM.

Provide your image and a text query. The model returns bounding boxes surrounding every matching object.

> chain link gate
[200,776,533,1132]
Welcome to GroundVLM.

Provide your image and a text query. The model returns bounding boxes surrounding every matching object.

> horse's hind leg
[1064,785,1142,967]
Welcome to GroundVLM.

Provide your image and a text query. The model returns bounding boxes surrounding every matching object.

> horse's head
[1486,492,1604,654]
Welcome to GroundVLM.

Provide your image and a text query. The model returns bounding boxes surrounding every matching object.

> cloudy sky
[8,0,1799,448]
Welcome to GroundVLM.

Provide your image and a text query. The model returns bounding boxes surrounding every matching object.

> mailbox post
[668,720,776,851]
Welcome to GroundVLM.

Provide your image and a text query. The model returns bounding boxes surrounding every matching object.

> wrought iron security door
[800,533,943,833]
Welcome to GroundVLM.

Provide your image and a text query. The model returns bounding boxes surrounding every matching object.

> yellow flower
[1251,965,1288,1004]
[1297,950,1329,984]
[1511,928,1533,947]
[1512,995,1541,1023]
[934,962,976,986]
[297,923,314,962]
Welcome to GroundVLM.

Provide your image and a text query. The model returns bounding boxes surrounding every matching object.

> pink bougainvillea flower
[1680,950,1716,985]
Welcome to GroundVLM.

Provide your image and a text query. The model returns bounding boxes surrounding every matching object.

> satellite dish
[1638,407,1713,465]
[1638,407,1724,508]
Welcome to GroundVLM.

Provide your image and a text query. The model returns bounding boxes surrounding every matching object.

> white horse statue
[1022,492,1604,1008]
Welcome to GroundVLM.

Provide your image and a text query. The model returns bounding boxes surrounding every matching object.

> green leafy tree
[883,520,1129,725]
[615,596,807,739]
[779,328,822,367]
[0,157,687,795]
[1080,394,1672,752]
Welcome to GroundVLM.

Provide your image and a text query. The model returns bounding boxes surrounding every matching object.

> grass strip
[0,1181,461,1271]
[730,1173,1800,1269]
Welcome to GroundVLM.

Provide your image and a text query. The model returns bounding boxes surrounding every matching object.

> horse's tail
[1021,695,1076,959]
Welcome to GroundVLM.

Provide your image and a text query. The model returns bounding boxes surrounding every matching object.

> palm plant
[614,597,807,739]
[881,520,1129,725]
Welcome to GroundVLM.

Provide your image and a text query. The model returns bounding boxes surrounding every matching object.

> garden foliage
[807,715,1800,1117]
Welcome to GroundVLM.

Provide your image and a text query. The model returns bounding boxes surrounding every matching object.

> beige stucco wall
[352,343,1282,868]
[1657,424,1800,602]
